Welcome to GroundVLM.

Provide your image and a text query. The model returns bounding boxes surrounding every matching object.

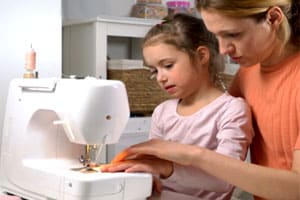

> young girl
[105,1,300,200]
[102,13,254,200]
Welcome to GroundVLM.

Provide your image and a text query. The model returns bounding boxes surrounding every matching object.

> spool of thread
[25,46,36,71]
[24,45,37,78]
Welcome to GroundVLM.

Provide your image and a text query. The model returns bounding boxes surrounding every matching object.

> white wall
[0,0,62,148]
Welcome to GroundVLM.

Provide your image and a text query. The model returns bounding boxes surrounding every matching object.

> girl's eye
[164,63,173,69]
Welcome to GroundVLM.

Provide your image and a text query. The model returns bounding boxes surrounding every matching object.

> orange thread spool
[25,46,36,71]
[24,45,36,78]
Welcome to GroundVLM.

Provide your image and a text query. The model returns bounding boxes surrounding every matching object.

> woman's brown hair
[196,0,300,45]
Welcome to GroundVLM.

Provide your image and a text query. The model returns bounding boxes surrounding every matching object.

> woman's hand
[101,155,174,179]
[110,139,199,166]
[101,155,174,193]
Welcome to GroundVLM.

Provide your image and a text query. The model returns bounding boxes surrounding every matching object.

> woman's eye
[226,32,241,38]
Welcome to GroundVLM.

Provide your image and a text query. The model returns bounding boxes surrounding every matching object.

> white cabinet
[63,14,161,79]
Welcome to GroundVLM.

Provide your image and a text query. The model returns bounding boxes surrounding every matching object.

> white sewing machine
[0,78,152,200]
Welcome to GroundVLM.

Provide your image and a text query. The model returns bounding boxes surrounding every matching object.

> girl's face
[201,9,281,67]
[143,43,208,99]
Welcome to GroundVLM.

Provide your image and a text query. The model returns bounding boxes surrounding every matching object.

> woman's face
[201,10,280,67]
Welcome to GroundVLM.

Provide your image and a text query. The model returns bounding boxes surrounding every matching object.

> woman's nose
[218,40,234,55]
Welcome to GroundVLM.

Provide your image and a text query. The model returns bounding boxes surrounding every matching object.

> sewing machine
[0,78,152,200]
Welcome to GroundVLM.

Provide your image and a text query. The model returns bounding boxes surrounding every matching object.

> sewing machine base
[0,160,152,200]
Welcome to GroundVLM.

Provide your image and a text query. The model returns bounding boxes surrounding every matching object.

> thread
[24,44,37,78]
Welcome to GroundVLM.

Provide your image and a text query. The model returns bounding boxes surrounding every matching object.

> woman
[104,1,300,199]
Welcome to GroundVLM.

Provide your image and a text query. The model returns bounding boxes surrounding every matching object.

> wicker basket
[108,59,170,116]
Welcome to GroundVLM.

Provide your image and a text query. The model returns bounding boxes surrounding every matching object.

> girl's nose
[156,70,167,83]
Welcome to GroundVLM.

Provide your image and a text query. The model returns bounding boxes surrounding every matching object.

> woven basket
[108,59,170,116]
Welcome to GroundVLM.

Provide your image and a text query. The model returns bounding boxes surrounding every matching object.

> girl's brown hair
[143,13,225,88]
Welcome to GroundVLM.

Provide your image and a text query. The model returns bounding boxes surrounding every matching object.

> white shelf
[63,14,162,30]
[63,15,161,79]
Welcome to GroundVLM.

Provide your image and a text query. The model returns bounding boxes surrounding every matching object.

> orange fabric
[229,51,300,200]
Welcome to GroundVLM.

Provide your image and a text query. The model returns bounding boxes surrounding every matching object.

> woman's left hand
[101,155,173,179]
[101,156,173,193]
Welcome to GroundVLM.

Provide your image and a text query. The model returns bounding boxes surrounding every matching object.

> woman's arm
[111,139,300,200]
[191,147,300,200]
